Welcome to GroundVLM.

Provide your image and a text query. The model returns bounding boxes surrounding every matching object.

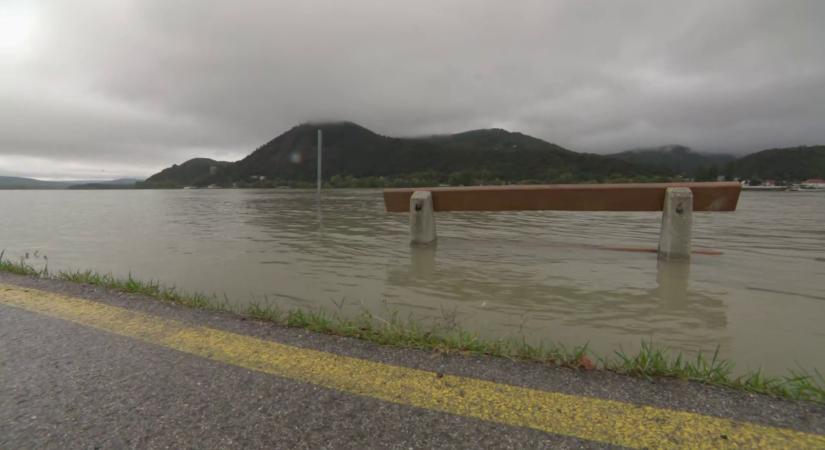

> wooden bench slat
[383,182,741,213]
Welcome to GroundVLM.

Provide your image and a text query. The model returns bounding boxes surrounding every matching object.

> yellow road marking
[1,283,823,449]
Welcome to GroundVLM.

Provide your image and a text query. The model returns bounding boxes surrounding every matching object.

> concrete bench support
[410,191,437,245]
[658,187,693,261]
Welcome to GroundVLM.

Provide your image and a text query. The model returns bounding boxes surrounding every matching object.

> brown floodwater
[1,189,823,375]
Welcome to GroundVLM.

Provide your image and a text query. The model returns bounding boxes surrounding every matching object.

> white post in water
[316,129,323,196]
[409,191,437,245]
[658,187,693,260]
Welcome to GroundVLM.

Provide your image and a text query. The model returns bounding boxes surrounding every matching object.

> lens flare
[0,2,39,60]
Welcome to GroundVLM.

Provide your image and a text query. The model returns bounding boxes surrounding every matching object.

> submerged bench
[383,182,741,260]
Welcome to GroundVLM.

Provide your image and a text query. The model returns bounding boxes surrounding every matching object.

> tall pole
[317,129,323,196]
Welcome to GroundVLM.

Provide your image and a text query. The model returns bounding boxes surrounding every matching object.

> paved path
[1,273,824,448]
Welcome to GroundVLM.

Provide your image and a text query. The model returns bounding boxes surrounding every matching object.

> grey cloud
[2,0,824,178]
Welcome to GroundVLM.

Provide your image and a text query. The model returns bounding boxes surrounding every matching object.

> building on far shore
[801,178,825,188]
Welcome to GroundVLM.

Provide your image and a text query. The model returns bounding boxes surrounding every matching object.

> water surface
[2,189,823,375]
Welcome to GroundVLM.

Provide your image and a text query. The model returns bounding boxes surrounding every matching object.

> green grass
[1,252,823,404]
[611,342,825,402]
[0,250,41,277]
[59,269,220,310]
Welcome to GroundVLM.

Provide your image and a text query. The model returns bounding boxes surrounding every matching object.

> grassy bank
[1,254,823,404]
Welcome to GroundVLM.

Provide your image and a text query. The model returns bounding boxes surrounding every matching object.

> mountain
[231,122,391,181]
[0,176,71,189]
[67,178,141,189]
[106,178,142,185]
[733,146,825,181]
[0,176,141,190]
[141,122,825,188]
[607,145,735,177]
[142,122,671,188]
[141,158,232,188]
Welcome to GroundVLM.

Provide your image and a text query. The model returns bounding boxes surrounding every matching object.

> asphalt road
[1,272,824,449]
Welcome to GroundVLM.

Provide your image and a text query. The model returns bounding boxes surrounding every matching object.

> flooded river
[1,189,823,375]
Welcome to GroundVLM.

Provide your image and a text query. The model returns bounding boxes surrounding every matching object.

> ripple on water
[0,189,823,375]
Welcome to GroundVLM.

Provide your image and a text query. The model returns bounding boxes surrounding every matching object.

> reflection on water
[656,259,689,300]
[391,247,728,352]
[410,245,438,279]
[1,189,824,375]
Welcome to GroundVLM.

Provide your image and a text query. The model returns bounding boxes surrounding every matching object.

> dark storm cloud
[2,0,824,179]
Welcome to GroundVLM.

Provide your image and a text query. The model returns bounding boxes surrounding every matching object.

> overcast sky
[2,0,824,180]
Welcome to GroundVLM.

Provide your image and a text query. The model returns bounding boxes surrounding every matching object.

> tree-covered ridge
[140,122,672,188]
[139,122,825,188]
[142,158,232,188]
[733,146,825,181]
[607,145,735,177]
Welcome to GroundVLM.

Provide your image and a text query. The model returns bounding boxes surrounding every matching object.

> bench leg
[410,191,437,245]
[658,187,693,261]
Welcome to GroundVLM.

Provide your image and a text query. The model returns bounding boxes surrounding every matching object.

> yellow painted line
[1,283,823,449]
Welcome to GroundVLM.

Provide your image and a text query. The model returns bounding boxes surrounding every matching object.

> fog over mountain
[2,0,824,179]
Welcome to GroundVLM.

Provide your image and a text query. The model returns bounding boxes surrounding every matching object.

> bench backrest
[383,182,741,213]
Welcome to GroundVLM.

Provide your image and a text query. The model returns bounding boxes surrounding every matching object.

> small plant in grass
[609,342,825,402]
[612,342,733,382]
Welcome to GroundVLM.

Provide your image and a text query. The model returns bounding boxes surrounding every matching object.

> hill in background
[0,176,71,189]
[67,178,143,189]
[140,122,672,188]
[0,176,139,190]
[137,159,231,189]
[607,145,736,178]
[733,146,825,181]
